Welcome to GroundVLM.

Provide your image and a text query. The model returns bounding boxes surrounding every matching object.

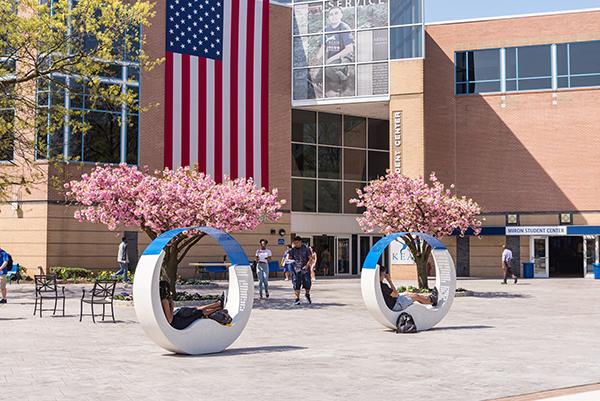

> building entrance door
[530,236,549,278]
[549,236,583,277]
[358,235,387,273]
[336,237,351,275]
[312,235,335,277]
[583,236,599,278]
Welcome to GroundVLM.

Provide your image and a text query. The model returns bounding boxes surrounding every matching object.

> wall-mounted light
[559,213,572,225]
[506,214,519,226]
[278,228,286,237]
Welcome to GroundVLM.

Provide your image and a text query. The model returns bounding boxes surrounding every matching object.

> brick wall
[424,11,600,214]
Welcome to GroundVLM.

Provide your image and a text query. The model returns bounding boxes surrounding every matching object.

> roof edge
[426,7,600,27]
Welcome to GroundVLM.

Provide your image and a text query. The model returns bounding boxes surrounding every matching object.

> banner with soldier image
[292,0,392,101]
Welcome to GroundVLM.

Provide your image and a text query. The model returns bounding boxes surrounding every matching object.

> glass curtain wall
[0,56,16,161]
[35,0,140,164]
[293,0,424,101]
[292,110,389,213]
[456,40,600,95]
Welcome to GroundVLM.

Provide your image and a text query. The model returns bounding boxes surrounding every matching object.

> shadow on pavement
[471,292,530,299]
[430,325,494,331]
[252,298,347,310]
[0,317,26,321]
[165,345,307,358]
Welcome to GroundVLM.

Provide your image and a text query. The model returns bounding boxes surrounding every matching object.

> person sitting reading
[379,272,439,312]
[159,280,231,329]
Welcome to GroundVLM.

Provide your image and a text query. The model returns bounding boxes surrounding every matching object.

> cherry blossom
[351,172,481,288]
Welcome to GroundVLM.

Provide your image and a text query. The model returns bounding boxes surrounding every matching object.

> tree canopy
[0,0,157,199]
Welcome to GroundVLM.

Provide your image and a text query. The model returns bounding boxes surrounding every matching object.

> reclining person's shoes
[429,287,439,307]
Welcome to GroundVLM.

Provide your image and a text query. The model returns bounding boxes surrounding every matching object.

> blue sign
[277,239,285,245]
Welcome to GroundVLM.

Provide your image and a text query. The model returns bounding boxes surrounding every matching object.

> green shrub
[51,267,93,280]
[95,270,134,283]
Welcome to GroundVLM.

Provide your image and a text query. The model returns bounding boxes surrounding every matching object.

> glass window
[468,81,501,94]
[291,111,389,215]
[343,182,366,214]
[82,111,121,163]
[517,45,551,78]
[293,68,323,100]
[357,63,389,96]
[344,148,366,181]
[127,114,139,165]
[292,144,317,177]
[318,146,341,179]
[292,110,317,143]
[557,77,569,89]
[318,112,342,145]
[318,180,341,213]
[0,108,14,161]
[293,2,323,36]
[356,30,388,62]
[368,150,389,180]
[390,0,422,25]
[569,41,600,76]
[556,44,568,77]
[390,26,423,59]
[468,49,500,82]
[344,116,366,148]
[571,75,600,88]
[293,35,323,68]
[324,65,356,98]
[292,178,316,212]
[505,48,517,79]
[357,0,388,29]
[368,119,389,150]
[455,52,467,82]
[517,78,551,91]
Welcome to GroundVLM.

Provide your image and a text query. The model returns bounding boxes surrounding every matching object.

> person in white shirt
[501,244,518,285]
[255,239,272,299]
[114,237,130,282]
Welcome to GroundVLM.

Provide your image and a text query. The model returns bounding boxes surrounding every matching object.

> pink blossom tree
[65,164,284,291]
[351,172,481,289]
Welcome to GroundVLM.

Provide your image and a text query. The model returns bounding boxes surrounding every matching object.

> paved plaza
[1,277,600,401]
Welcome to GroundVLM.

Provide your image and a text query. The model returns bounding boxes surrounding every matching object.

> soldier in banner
[314,5,355,97]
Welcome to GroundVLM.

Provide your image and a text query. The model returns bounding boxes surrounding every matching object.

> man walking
[501,244,518,284]
[114,237,130,282]
[289,236,313,305]
[255,239,272,299]
[0,247,10,303]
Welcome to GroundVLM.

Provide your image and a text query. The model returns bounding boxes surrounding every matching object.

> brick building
[1,1,599,279]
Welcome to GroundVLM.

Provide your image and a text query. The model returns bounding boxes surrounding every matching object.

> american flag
[164,0,269,188]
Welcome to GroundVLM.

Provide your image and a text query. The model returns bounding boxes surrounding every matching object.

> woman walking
[309,246,317,282]
[255,239,272,299]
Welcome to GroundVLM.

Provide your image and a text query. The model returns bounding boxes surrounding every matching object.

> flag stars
[167,0,223,60]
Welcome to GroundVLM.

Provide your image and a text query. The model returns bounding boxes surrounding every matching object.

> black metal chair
[33,275,66,317]
[80,280,117,323]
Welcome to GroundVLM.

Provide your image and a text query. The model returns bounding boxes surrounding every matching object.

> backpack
[396,312,417,334]
[3,252,12,272]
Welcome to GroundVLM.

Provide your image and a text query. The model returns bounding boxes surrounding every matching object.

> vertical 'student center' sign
[393,111,402,173]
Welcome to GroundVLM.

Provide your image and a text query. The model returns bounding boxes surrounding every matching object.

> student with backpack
[0,247,12,303]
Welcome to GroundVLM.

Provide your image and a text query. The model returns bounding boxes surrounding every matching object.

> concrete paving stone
[1,278,600,400]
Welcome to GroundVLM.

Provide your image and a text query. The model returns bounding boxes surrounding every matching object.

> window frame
[455,39,600,96]
[291,110,389,215]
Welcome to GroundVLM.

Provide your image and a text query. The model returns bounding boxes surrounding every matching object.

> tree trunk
[163,245,179,296]
[415,254,429,290]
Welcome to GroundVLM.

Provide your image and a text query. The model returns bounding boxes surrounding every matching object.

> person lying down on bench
[379,271,438,312]
[160,280,232,329]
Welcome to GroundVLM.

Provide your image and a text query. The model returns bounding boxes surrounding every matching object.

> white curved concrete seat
[360,233,456,332]
[133,227,253,355]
